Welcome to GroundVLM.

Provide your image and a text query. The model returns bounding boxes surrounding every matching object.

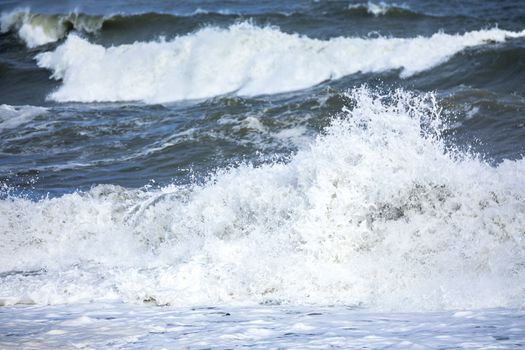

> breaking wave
[1,88,524,310]
[35,23,525,103]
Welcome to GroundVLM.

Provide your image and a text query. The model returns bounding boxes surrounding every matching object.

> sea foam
[35,23,525,103]
[1,88,524,310]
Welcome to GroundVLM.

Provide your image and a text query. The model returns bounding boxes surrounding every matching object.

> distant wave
[0,9,239,49]
[0,8,105,48]
[347,1,416,17]
[1,88,524,310]
[35,23,525,103]
[0,4,431,50]
[0,4,434,49]
[0,8,247,48]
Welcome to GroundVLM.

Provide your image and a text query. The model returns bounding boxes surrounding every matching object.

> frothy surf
[35,23,525,103]
[1,88,524,310]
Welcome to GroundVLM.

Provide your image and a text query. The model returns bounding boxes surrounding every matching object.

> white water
[1,88,524,310]
[35,23,525,103]
[1,303,524,349]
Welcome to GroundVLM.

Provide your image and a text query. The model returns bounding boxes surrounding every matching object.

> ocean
[1,0,525,348]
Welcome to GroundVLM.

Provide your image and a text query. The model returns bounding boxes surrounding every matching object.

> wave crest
[35,24,525,103]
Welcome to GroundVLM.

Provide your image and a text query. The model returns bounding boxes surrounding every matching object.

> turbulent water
[1,0,525,348]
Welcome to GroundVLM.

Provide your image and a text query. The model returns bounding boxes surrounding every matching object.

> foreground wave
[1,88,524,310]
[35,24,525,103]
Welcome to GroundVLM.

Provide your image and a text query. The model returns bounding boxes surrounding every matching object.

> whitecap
[1,88,524,310]
[35,23,525,103]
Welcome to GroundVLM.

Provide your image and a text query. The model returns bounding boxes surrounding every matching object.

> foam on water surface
[1,303,524,349]
[35,24,525,103]
[1,88,524,310]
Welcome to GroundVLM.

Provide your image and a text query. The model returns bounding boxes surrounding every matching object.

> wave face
[1,88,524,310]
[0,8,104,48]
[35,24,525,103]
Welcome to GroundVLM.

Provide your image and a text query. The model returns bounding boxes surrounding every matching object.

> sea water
[1,0,525,348]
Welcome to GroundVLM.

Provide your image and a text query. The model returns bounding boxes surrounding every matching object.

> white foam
[0,104,48,130]
[2,303,524,349]
[465,106,480,120]
[35,24,525,103]
[0,8,103,48]
[1,88,524,310]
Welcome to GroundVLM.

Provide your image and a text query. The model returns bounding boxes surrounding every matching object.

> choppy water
[1,0,525,348]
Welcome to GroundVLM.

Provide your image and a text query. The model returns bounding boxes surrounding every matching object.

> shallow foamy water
[1,303,524,349]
